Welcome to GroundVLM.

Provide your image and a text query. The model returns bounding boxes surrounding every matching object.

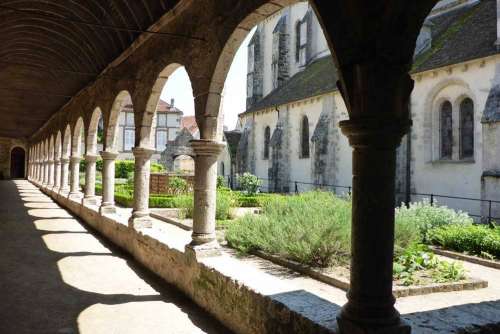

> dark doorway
[10,147,25,179]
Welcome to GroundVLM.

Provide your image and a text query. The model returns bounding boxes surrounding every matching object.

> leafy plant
[217,175,226,189]
[237,173,262,195]
[169,176,188,195]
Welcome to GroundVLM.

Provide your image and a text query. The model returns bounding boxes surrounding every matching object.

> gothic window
[264,126,270,160]
[459,98,474,159]
[272,16,288,90]
[272,32,280,89]
[301,116,310,158]
[440,101,453,159]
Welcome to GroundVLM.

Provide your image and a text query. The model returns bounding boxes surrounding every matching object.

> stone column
[99,151,118,214]
[128,147,154,229]
[82,154,99,206]
[60,157,70,193]
[48,159,54,188]
[187,140,225,256]
[35,162,39,182]
[69,156,82,199]
[43,160,49,186]
[335,64,413,333]
[54,158,61,189]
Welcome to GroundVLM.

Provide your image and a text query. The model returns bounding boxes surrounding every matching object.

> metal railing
[226,175,500,225]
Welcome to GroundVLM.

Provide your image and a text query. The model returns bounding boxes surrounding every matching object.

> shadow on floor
[0,180,232,334]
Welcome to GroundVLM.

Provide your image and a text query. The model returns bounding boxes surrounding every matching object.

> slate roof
[243,0,500,115]
[413,0,499,72]
[245,56,338,114]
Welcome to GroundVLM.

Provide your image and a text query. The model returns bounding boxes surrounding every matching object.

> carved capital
[99,151,118,161]
[190,140,225,157]
[339,118,411,149]
[131,147,155,160]
[70,156,81,164]
[84,154,99,163]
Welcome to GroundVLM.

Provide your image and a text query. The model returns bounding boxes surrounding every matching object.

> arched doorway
[10,147,25,179]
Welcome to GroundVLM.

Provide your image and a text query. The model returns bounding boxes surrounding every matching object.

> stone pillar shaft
[54,160,61,188]
[84,154,98,199]
[48,160,54,187]
[60,158,70,191]
[43,161,49,185]
[189,140,225,249]
[69,156,81,195]
[338,119,410,332]
[100,151,118,211]
[129,147,154,228]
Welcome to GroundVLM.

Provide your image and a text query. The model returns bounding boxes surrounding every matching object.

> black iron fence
[226,175,500,224]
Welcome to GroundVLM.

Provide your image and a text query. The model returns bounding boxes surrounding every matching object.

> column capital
[190,140,226,156]
[84,154,99,162]
[54,159,62,165]
[131,147,155,159]
[61,157,70,164]
[339,118,411,149]
[99,151,119,160]
[70,156,82,164]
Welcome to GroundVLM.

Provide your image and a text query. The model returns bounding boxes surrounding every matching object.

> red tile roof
[181,116,198,134]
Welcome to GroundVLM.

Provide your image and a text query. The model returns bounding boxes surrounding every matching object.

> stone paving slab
[0,180,231,334]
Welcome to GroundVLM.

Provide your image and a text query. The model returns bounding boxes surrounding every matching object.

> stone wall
[149,173,195,195]
[0,137,27,179]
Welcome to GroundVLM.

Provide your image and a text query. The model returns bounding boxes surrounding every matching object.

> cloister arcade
[17,0,443,333]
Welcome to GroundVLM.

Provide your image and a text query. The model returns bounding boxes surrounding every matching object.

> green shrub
[216,190,237,220]
[226,191,352,267]
[427,224,500,259]
[217,175,226,189]
[115,160,135,178]
[393,243,465,286]
[96,159,103,172]
[237,173,262,195]
[169,177,188,195]
[236,193,273,207]
[151,163,165,173]
[395,201,473,243]
[173,195,194,219]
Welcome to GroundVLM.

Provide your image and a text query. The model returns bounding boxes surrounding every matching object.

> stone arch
[106,90,133,152]
[72,117,85,157]
[202,1,300,140]
[10,146,26,179]
[160,128,195,171]
[87,107,102,154]
[140,63,185,148]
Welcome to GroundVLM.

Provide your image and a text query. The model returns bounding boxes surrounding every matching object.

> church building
[236,0,500,220]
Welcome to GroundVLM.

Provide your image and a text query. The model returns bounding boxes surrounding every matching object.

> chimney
[170,98,175,108]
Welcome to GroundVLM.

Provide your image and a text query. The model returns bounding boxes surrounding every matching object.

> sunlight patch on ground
[42,233,111,253]
[78,301,207,334]
[34,219,87,232]
[21,196,53,203]
[28,208,72,218]
[24,202,60,209]
[58,256,159,296]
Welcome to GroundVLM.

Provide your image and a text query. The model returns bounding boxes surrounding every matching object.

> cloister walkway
[0,180,231,334]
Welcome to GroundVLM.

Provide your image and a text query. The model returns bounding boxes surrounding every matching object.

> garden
[83,165,499,289]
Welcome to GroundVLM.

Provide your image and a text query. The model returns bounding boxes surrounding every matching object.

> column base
[185,240,221,258]
[99,204,116,215]
[82,196,98,206]
[337,316,410,334]
[68,192,82,201]
[128,214,153,229]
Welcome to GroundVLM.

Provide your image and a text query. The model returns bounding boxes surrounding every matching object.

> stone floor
[0,180,232,334]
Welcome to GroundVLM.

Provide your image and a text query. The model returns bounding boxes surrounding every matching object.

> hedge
[81,159,164,177]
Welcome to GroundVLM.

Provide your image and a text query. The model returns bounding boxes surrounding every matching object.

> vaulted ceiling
[0,0,177,138]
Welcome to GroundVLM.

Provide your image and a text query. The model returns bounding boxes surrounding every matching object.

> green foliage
[427,224,500,259]
[169,177,188,195]
[151,163,165,173]
[115,160,135,178]
[236,193,273,207]
[226,191,352,267]
[126,172,135,186]
[172,190,236,220]
[96,159,103,172]
[217,175,226,189]
[393,244,465,286]
[237,173,262,195]
[395,201,473,243]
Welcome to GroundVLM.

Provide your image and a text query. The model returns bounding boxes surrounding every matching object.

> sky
[160,29,255,130]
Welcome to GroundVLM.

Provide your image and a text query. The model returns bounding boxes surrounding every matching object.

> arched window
[440,101,453,159]
[301,116,310,158]
[459,98,474,159]
[264,126,270,160]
